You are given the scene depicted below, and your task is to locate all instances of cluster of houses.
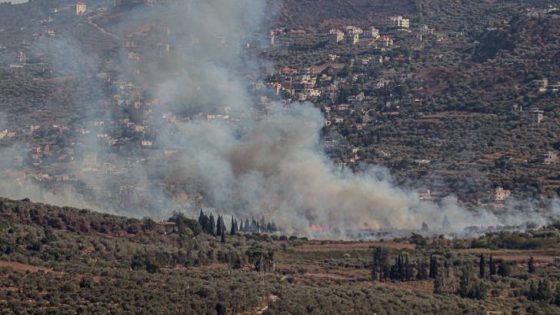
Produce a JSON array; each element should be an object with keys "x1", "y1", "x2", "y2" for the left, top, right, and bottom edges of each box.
[
  {"x1": 329, "y1": 25, "x2": 393, "y2": 47},
  {"x1": 327, "y1": 15, "x2": 411, "y2": 47}
]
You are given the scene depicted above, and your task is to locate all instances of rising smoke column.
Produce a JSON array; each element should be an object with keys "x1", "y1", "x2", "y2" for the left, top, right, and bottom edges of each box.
[
  {"x1": 141, "y1": 0, "x2": 557, "y2": 235},
  {"x1": 0, "y1": 0, "x2": 557, "y2": 237}
]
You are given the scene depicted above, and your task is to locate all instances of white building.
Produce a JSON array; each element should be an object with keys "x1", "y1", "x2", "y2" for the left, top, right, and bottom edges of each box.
[
  {"x1": 329, "y1": 29, "x2": 345, "y2": 43},
  {"x1": 542, "y1": 151, "x2": 558, "y2": 165},
  {"x1": 495, "y1": 187, "x2": 511, "y2": 202},
  {"x1": 379, "y1": 36, "x2": 394, "y2": 47},
  {"x1": 389, "y1": 16, "x2": 410, "y2": 29},
  {"x1": 528, "y1": 107, "x2": 544, "y2": 125},
  {"x1": 369, "y1": 27, "x2": 380, "y2": 39},
  {"x1": 345, "y1": 26, "x2": 363, "y2": 45},
  {"x1": 76, "y1": 1, "x2": 87, "y2": 16}
]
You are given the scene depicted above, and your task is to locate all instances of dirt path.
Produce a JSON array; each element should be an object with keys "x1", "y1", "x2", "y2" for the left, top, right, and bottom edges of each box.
[{"x1": 87, "y1": 16, "x2": 121, "y2": 41}]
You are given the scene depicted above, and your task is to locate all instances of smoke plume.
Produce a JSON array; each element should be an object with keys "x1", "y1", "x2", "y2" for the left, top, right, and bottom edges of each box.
[{"x1": 0, "y1": 0, "x2": 558, "y2": 237}]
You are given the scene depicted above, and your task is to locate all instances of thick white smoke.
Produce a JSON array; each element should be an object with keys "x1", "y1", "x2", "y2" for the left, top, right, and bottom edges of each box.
[
  {"x1": 140, "y1": 0, "x2": 558, "y2": 235},
  {"x1": 0, "y1": 0, "x2": 558, "y2": 237}
]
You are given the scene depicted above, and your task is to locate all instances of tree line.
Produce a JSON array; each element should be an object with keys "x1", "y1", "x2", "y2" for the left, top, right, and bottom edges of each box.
[
  {"x1": 372, "y1": 248, "x2": 560, "y2": 304},
  {"x1": 197, "y1": 210, "x2": 278, "y2": 238}
]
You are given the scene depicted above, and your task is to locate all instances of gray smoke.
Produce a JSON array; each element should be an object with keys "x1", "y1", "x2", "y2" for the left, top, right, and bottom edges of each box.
[{"x1": 0, "y1": 0, "x2": 558, "y2": 237}]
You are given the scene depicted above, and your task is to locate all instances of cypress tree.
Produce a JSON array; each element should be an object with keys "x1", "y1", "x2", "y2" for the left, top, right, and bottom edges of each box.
[
  {"x1": 230, "y1": 217, "x2": 237, "y2": 235},
  {"x1": 216, "y1": 303, "x2": 226, "y2": 315},
  {"x1": 219, "y1": 216, "x2": 226, "y2": 236},
  {"x1": 405, "y1": 255, "x2": 412, "y2": 281},
  {"x1": 528, "y1": 256, "x2": 535, "y2": 274},
  {"x1": 198, "y1": 210, "x2": 208, "y2": 232},
  {"x1": 372, "y1": 247, "x2": 388, "y2": 281},
  {"x1": 417, "y1": 259, "x2": 428, "y2": 280},
  {"x1": 489, "y1": 256, "x2": 496, "y2": 275},
  {"x1": 479, "y1": 255, "x2": 485, "y2": 278},
  {"x1": 209, "y1": 214, "x2": 216, "y2": 235},
  {"x1": 220, "y1": 228, "x2": 226, "y2": 243},
  {"x1": 396, "y1": 255, "x2": 403, "y2": 280},
  {"x1": 198, "y1": 210, "x2": 204, "y2": 226},
  {"x1": 372, "y1": 249, "x2": 379, "y2": 281},
  {"x1": 429, "y1": 255, "x2": 438, "y2": 279},
  {"x1": 216, "y1": 216, "x2": 223, "y2": 237}
]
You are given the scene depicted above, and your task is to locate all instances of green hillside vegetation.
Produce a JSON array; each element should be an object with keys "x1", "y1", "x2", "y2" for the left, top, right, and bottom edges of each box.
[{"x1": 1, "y1": 198, "x2": 560, "y2": 313}]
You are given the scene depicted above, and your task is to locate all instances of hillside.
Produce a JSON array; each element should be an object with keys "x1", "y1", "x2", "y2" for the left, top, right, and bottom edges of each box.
[
  {"x1": 1, "y1": 197, "x2": 560, "y2": 313},
  {"x1": 0, "y1": 0, "x2": 560, "y2": 312},
  {"x1": 277, "y1": 0, "x2": 417, "y2": 28},
  {"x1": 267, "y1": 0, "x2": 560, "y2": 202}
]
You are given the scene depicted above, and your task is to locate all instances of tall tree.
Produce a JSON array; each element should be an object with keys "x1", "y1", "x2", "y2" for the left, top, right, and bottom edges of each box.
[
  {"x1": 208, "y1": 214, "x2": 216, "y2": 236},
  {"x1": 219, "y1": 216, "x2": 226, "y2": 236},
  {"x1": 429, "y1": 255, "x2": 438, "y2": 279},
  {"x1": 417, "y1": 259, "x2": 428, "y2": 280},
  {"x1": 230, "y1": 217, "x2": 237, "y2": 235},
  {"x1": 479, "y1": 255, "x2": 485, "y2": 278},
  {"x1": 489, "y1": 256, "x2": 496, "y2": 276},
  {"x1": 528, "y1": 256, "x2": 535, "y2": 274},
  {"x1": 497, "y1": 261, "x2": 510, "y2": 277},
  {"x1": 198, "y1": 210, "x2": 208, "y2": 232},
  {"x1": 220, "y1": 228, "x2": 226, "y2": 243},
  {"x1": 198, "y1": 210, "x2": 204, "y2": 226},
  {"x1": 216, "y1": 216, "x2": 223, "y2": 237},
  {"x1": 216, "y1": 303, "x2": 226, "y2": 315},
  {"x1": 404, "y1": 255, "x2": 413, "y2": 281},
  {"x1": 372, "y1": 247, "x2": 389, "y2": 281}
]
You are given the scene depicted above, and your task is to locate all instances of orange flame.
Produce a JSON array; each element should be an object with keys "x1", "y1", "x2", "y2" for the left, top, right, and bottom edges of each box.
[{"x1": 310, "y1": 224, "x2": 327, "y2": 233}]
